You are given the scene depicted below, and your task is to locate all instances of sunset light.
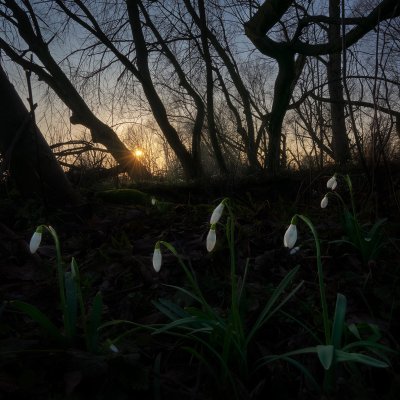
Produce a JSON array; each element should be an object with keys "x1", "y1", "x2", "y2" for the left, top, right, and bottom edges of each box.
[{"x1": 133, "y1": 148, "x2": 144, "y2": 158}]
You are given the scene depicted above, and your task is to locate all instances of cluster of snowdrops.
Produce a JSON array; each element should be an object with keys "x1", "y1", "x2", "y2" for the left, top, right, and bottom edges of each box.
[{"x1": 20, "y1": 172, "x2": 393, "y2": 397}]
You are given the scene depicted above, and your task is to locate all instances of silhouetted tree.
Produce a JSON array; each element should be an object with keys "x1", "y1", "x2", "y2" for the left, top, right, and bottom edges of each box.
[
  {"x1": 0, "y1": 63, "x2": 80, "y2": 206},
  {"x1": 245, "y1": 0, "x2": 400, "y2": 173}
]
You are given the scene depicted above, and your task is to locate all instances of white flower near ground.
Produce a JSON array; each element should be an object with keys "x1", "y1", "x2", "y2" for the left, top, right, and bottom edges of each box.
[
  {"x1": 206, "y1": 225, "x2": 217, "y2": 252},
  {"x1": 283, "y1": 224, "x2": 297, "y2": 249},
  {"x1": 326, "y1": 175, "x2": 337, "y2": 190},
  {"x1": 29, "y1": 229, "x2": 42, "y2": 254},
  {"x1": 109, "y1": 344, "x2": 119, "y2": 353},
  {"x1": 152, "y1": 244, "x2": 162, "y2": 272},
  {"x1": 210, "y1": 202, "x2": 225, "y2": 224},
  {"x1": 290, "y1": 246, "x2": 300, "y2": 255},
  {"x1": 151, "y1": 197, "x2": 157, "y2": 206},
  {"x1": 320, "y1": 195, "x2": 329, "y2": 209}
]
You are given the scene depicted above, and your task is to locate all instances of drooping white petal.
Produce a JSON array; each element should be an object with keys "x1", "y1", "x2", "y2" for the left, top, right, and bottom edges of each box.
[
  {"x1": 326, "y1": 176, "x2": 337, "y2": 190},
  {"x1": 206, "y1": 227, "x2": 217, "y2": 252},
  {"x1": 29, "y1": 231, "x2": 42, "y2": 254},
  {"x1": 109, "y1": 343, "x2": 119, "y2": 353},
  {"x1": 151, "y1": 197, "x2": 157, "y2": 206},
  {"x1": 320, "y1": 195, "x2": 329, "y2": 209},
  {"x1": 152, "y1": 247, "x2": 162, "y2": 272},
  {"x1": 290, "y1": 246, "x2": 300, "y2": 255},
  {"x1": 210, "y1": 202, "x2": 224, "y2": 224},
  {"x1": 283, "y1": 224, "x2": 297, "y2": 249}
]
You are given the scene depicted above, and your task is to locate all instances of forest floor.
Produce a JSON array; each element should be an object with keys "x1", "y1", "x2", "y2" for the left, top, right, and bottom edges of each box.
[{"x1": 0, "y1": 167, "x2": 399, "y2": 400}]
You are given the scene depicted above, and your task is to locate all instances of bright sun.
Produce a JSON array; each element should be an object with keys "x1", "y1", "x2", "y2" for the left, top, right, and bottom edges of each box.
[{"x1": 133, "y1": 148, "x2": 144, "y2": 158}]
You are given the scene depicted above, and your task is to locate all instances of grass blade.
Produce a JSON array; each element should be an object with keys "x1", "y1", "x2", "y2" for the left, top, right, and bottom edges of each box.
[
  {"x1": 10, "y1": 300, "x2": 65, "y2": 344},
  {"x1": 87, "y1": 292, "x2": 103, "y2": 352}
]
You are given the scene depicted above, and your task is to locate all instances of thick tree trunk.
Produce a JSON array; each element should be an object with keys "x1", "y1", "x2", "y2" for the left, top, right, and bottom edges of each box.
[
  {"x1": 266, "y1": 54, "x2": 297, "y2": 174},
  {"x1": 327, "y1": 0, "x2": 350, "y2": 165},
  {"x1": 0, "y1": 64, "x2": 80, "y2": 206},
  {"x1": 2, "y1": 0, "x2": 151, "y2": 182}
]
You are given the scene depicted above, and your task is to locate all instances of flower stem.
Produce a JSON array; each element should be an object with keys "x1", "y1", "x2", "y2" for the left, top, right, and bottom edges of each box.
[{"x1": 297, "y1": 215, "x2": 331, "y2": 344}]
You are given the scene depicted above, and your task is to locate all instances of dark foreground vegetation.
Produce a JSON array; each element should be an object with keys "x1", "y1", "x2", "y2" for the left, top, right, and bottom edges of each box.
[{"x1": 0, "y1": 166, "x2": 399, "y2": 400}]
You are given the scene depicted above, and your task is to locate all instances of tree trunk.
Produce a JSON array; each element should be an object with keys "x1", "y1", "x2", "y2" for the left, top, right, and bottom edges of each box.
[
  {"x1": 267, "y1": 54, "x2": 297, "y2": 174},
  {"x1": 2, "y1": 0, "x2": 151, "y2": 182},
  {"x1": 327, "y1": 0, "x2": 350, "y2": 165},
  {"x1": 0, "y1": 64, "x2": 80, "y2": 207},
  {"x1": 184, "y1": 0, "x2": 261, "y2": 171},
  {"x1": 126, "y1": 0, "x2": 201, "y2": 180},
  {"x1": 198, "y1": 0, "x2": 228, "y2": 175},
  {"x1": 136, "y1": 1, "x2": 205, "y2": 176}
]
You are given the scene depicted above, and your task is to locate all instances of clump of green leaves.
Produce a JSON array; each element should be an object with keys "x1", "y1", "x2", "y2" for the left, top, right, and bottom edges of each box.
[
  {"x1": 266, "y1": 213, "x2": 394, "y2": 395},
  {"x1": 10, "y1": 225, "x2": 103, "y2": 353},
  {"x1": 322, "y1": 173, "x2": 387, "y2": 264},
  {"x1": 104, "y1": 199, "x2": 303, "y2": 397}
]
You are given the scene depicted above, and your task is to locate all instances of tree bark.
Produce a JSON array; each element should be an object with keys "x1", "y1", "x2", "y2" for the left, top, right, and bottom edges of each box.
[
  {"x1": 137, "y1": 1, "x2": 205, "y2": 175},
  {"x1": 245, "y1": 0, "x2": 399, "y2": 173},
  {"x1": 267, "y1": 53, "x2": 305, "y2": 174},
  {"x1": 198, "y1": 0, "x2": 228, "y2": 175},
  {"x1": 327, "y1": 0, "x2": 350, "y2": 165},
  {"x1": 0, "y1": 64, "x2": 80, "y2": 207},
  {"x1": 126, "y1": 0, "x2": 200, "y2": 179},
  {"x1": 184, "y1": 0, "x2": 261, "y2": 171},
  {"x1": 1, "y1": 0, "x2": 151, "y2": 181}
]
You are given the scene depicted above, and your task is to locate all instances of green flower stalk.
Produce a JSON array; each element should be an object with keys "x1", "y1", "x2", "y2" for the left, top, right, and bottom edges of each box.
[
  {"x1": 15, "y1": 226, "x2": 104, "y2": 351},
  {"x1": 320, "y1": 173, "x2": 386, "y2": 264},
  {"x1": 285, "y1": 215, "x2": 330, "y2": 344},
  {"x1": 137, "y1": 200, "x2": 302, "y2": 394},
  {"x1": 28, "y1": 225, "x2": 67, "y2": 326}
]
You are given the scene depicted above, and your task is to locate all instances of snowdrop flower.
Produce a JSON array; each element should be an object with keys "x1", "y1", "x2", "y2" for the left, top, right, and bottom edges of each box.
[
  {"x1": 326, "y1": 175, "x2": 337, "y2": 190},
  {"x1": 210, "y1": 201, "x2": 225, "y2": 224},
  {"x1": 152, "y1": 242, "x2": 162, "y2": 272},
  {"x1": 109, "y1": 343, "x2": 119, "y2": 353},
  {"x1": 320, "y1": 195, "x2": 329, "y2": 209},
  {"x1": 29, "y1": 226, "x2": 43, "y2": 254},
  {"x1": 206, "y1": 224, "x2": 217, "y2": 252},
  {"x1": 284, "y1": 220, "x2": 298, "y2": 249},
  {"x1": 151, "y1": 197, "x2": 157, "y2": 206},
  {"x1": 290, "y1": 246, "x2": 300, "y2": 255}
]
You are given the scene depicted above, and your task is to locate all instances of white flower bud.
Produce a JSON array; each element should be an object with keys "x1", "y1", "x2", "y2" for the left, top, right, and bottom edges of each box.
[
  {"x1": 283, "y1": 224, "x2": 297, "y2": 249},
  {"x1": 29, "y1": 229, "x2": 42, "y2": 254},
  {"x1": 210, "y1": 202, "x2": 225, "y2": 224},
  {"x1": 206, "y1": 226, "x2": 217, "y2": 252},
  {"x1": 109, "y1": 343, "x2": 119, "y2": 353},
  {"x1": 320, "y1": 195, "x2": 329, "y2": 209},
  {"x1": 152, "y1": 245, "x2": 162, "y2": 272},
  {"x1": 327, "y1": 175, "x2": 337, "y2": 190}
]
